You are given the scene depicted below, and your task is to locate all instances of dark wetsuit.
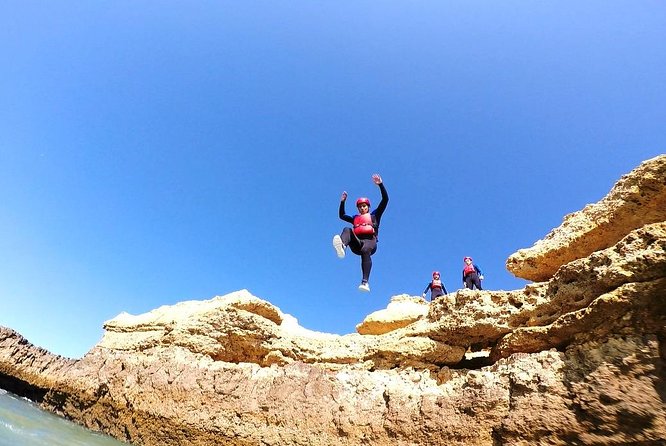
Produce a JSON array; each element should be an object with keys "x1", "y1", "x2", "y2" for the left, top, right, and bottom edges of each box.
[
  {"x1": 463, "y1": 264, "x2": 483, "y2": 290},
  {"x1": 423, "y1": 280, "x2": 448, "y2": 301},
  {"x1": 338, "y1": 183, "x2": 388, "y2": 283}
]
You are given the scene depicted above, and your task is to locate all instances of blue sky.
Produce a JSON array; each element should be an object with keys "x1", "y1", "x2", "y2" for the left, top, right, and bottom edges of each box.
[{"x1": 1, "y1": 2, "x2": 664, "y2": 359}]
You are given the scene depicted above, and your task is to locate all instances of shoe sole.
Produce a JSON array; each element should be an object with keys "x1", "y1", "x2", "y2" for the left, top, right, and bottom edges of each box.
[
  {"x1": 332, "y1": 235, "x2": 345, "y2": 258},
  {"x1": 358, "y1": 285, "x2": 370, "y2": 292}
]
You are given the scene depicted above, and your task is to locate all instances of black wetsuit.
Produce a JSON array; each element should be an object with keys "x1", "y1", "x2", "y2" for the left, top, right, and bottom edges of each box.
[
  {"x1": 463, "y1": 264, "x2": 483, "y2": 290},
  {"x1": 423, "y1": 281, "x2": 448, "y2": 301},
  {"x1": 338, "y1": 183, "x2": 388, "y2": 283}
]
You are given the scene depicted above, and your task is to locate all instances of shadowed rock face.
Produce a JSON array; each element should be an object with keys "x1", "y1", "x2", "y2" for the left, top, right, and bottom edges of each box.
[{"x1": 1, "y1": 157, "x2": 665, "y2": 446}]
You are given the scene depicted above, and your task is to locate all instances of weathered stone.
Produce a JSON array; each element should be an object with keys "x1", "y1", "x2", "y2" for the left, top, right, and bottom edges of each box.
[
  {"x1": 356, "y1": 294, "x2": 429, "y2": 335},
  {"x1": 100, "y1": 289, "x2": 465, "y2": 369},
  {"x1": 0, "y1": 156, "x2": 664, "y2": 445},
  {"x1": 507, "y1": 154, "x2": 666, "y2": 281}
]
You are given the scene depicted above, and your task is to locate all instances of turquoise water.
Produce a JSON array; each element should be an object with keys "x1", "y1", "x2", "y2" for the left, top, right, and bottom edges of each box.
[{"x1": 0, "y1": 388, "x2": 127, "y2": 446}]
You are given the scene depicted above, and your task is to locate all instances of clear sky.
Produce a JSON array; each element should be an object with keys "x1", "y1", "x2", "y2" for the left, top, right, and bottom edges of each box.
[{"x1": 1, "y1": 2, "x2": 664, "y2": 359}]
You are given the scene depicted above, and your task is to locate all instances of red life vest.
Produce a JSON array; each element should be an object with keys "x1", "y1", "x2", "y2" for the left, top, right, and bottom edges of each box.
[
  {"x1": 353, "y1": 213, "x2": 375, "y2": 235},
  {"x1": 463, "y1": 264, "x2": 476, "y2": 275},
  {"x1": 431, "y1": 279, "x2": 443, "y2": 290}
]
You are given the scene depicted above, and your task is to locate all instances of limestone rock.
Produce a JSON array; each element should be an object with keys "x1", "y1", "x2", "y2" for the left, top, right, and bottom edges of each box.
[
  {"x1": 356, "y1": 294, "x2": 429, "y2": 335},
  {"x1": 506, "y1": 154, "x2": 666, "y2": 281},
  {"x1": 0, "y1": 156, "x2": 665, "y2": 446},
  {"x1": 100, "y1": 289, "x2": 465, "y2": 369},
  {"x1": 3, "y1": 326, "x2": 663, "y2": 446}
]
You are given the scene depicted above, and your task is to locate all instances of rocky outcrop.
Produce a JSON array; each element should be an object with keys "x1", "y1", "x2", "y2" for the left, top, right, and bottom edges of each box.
[
  {"x1": 506, "y1": 154, "x2": 666, "y2": 281},
  {"x1": 0, "y1": 329, "x2": 75, "y2": 402},
  {"x1": 0, "y1": 157, "x2": 665, "y2": 445},
  {"x1": 356, "y1": 294, "x2": 429, "y2": 335},
  {"x1": 98, "y1": 290, "x2": 466, "y2": 369}
]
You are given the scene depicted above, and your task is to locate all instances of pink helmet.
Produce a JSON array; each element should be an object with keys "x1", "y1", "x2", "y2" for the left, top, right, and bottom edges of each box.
[
  {"x1": 432, "y1": 271, "x2": 440, "y2": 277},
  {"x1": 464, "y1": 256, "x2": 472, "y2": 261},
  {"x1": 356, "y1": 197, "x2": 371, "y2": 207}
]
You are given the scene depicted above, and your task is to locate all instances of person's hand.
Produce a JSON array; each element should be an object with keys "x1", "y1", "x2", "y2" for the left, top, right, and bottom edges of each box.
[
  {"x1": 341, "y1": 191, "x2": 348, "y2": 201},
  {"x1": 372, "y1": 174, "x2": 382, "y2": 185},
  {"x1": 479, "y1": 275, "x2": 484, "y2": 281}
]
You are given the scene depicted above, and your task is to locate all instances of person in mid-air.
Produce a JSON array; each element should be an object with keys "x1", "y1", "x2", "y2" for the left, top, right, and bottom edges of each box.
[
  {"x1": 332, "y1": 173, "x2": 388, "y2": 292},
  {"x1": 422, "y1": 271, "x2": 448, "y2": 301},
  {"x1": 462, "y1": 256, "x2": 484, "y2": 290}
]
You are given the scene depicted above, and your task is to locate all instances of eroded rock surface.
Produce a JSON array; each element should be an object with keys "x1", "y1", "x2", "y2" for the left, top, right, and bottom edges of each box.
[
  {"x1": 1, "y1": 156, "x2": 664, "y2": 446},
  {"x1": 356, "y1": 294, "x2": 429, "y2": 335},
  {"x1": 506, "y1": 154, "x2": 666, "y2": 282}
]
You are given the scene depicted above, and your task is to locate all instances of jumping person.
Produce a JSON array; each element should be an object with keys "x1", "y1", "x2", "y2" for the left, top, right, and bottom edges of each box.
[
  {"x1": 332, "y1": 173, "x2": 388, "y2": 292},
  {"x1": 422, "y1": 271, "x2": 448, "y2": 301},
  {"x1": 462, "y1": 256, "x2": 484, "y2": 290}
]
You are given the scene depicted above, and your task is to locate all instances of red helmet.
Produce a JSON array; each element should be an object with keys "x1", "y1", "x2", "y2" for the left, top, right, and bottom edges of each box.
[
  {"x1": 432, "y1": 271, "x2": 440, "y2": 278},
  {"x1": 356, "y1": 197, "x2": 371, "y2": 207},
  {"x1": 464, "y1": 256, "x2": 472, "y2": 261}
]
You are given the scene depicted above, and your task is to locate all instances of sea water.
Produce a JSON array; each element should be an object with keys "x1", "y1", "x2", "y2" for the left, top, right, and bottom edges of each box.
[{"x1": 0, "y1": 388, "x2": 128, "y2": 446}]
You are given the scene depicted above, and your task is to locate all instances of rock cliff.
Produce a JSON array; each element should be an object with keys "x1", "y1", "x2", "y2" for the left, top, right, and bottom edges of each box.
[
  {"x1": 506, "y1": 154, "x2": 666, "y2": 282},
  {"x1": 1, "y1": 155, "x2": 664, "y2": 445}
]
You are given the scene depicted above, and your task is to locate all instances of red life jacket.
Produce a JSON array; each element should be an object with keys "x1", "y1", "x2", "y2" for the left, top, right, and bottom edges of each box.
[
  {"x1": 353, "y1": 213, "x2": 375, "y2": 235},
  {"x1": 463, "y1": 264, "x2": 476, "y2": 275},
  {"x1": 431, "y1": 279, "x2": 443, "y2": 290}
]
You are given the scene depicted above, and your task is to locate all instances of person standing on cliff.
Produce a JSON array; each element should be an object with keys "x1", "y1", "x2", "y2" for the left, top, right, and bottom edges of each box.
[
  {"x1": 422, "y1": 271, "x2": 448, "y2": 301},
  {"x1": 462, "y1": 256, "x2": 484, "y2": 290},
  {"x1": 332, "y1": 173, "x2": 388, "y2": 292}
]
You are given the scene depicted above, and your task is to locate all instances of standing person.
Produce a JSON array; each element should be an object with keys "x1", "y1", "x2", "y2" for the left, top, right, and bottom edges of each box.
[
  {"x1": 422, "y1": 271, "x2": 448, "y2": 301},
  {"x1": 462, "y1": 256, "x2": 484, "y2": 290},
  {"x1": 332, "y1": 173, "x2": 388, "y2": 292}
]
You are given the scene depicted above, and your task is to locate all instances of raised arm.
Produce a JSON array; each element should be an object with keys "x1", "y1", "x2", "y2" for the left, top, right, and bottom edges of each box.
[
  {"x1": 339, "y1": 191, "x2": 353, "y2": 223},
  {"x1": 372, "y1": 174, "x2": 388, "y2": 216}
]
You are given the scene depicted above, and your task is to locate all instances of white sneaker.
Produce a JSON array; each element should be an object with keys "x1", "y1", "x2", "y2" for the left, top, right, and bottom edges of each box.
[
  {"x1": 332, "y1": 235, "x2": 345, "y2": 258},
  {"x1": 358, "y1": 282, "x2": 370, "y2": 292}
]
